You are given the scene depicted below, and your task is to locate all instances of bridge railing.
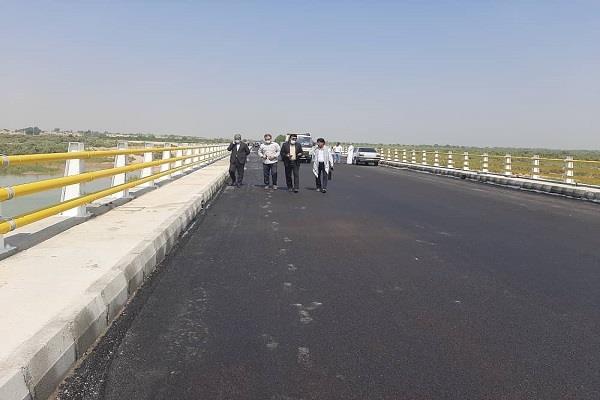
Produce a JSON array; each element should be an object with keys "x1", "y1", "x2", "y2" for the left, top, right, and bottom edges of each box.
[
  {"x1": 0, "y1": 141, "x2": 228, "y2": 251},
  {"x1": 377, "y1": 148, "x2": 600, "y2": 187}
]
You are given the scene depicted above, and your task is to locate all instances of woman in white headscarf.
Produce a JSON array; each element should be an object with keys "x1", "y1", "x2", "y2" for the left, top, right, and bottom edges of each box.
[
  {"x1": 309, "y1": 138, "x2": 334, "y2": 193},
  {"x1": 346, "y1": 145, "x2": 354, "y2": 164}
]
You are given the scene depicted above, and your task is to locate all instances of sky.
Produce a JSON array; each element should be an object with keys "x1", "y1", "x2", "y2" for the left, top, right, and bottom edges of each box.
[{"x1": 0, "y1": 1, "x2": 599, "y2": 149}]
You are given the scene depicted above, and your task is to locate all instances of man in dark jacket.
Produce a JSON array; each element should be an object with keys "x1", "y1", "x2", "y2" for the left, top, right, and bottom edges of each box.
[
  {"x1": 280, "y1": 134, "x2": 304, "y2": 192},
  {"x1": 227, "y1": 133, "x2": 251, "y2": 187}
]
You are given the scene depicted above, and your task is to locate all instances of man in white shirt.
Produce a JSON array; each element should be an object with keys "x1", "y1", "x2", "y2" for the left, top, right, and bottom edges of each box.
[
  {"x1": 310, "y1": 138, "x2": 334, "y2": 193},
  {"x1": 258, "y1": 133, "x2": 281, "y2": 190},
  {"x1": 333, "y1": 143, "x2": 343, "y2": 163}
]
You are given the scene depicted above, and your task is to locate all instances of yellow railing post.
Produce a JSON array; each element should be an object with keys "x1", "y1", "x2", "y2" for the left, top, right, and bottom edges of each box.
[
  {"x1": 434, "y1": 150, "x2": 440, "y2": 167},
  {"x1": 402, "y1": 149, "x2": 407, "y2": 163},
  {"x1": 463, "y1": 152, "x2": 470, "y2": 171},
  {"x1": 422, "y1": 150, "x2": 427, "y2": 165},
  {"x1": 447, "y1": 151, "x2": 454, "y2": 169},
  {"x1": 60, "y1": 142, "x2": 86, "y2": 217}
]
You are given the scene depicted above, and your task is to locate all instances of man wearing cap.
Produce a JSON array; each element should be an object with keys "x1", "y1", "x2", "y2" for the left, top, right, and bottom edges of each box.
[
  {"x1": 227, "y1": 133, "x2": 250, "y2": 187},
  {"x1": 280, "y1": 134, "x2": 304, "y2": 193}
]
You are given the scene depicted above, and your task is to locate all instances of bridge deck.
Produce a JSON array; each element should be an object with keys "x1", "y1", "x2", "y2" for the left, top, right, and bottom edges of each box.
[{"x1": 59, "y1": 154, "x2": 600, "y2": 399}]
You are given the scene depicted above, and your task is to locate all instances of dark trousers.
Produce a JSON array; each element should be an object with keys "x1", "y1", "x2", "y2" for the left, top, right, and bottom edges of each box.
[
  {"x1": 229, "y1": 160, "x2": 244, "y2": 184},
  {"x1": 316, "y1": 162, "x2": 328, "y2": 189},
  {"x1": 263, "y1": 163, "x2": 278, "y2": 185},
  {"x1": 284, "y1": 161, "x2": 300, "y2": 189}
]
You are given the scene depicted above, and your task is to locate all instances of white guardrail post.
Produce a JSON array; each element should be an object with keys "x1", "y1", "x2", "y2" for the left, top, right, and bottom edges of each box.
[
  {"x1": 386, "y1": 148, "x2": 391, "y2": 161},
  {"x1": 394, "y1": 148, "x2": 399, "y2": 162},
  {"x1": 157, "y1": 143, "x2": 172, "y2": 182},
  {"x1": 504, "y1": 154, "x2": 512, "y2": 176},
  {"x1": 402, "y1": 149, "x2": 407, "y2": 163},
  {"x1": 201, "y1": 145, "x2": 208, "y2": 165},
  {"x1": 422, "y1": 150, "x2": 427, "y2": 165},
  {"x1": 184, "y1": 143, "x2": 193, "y2": 172},
  {"x1": 140, "y1": 142, "x2": 155, "y2": 188},
  {"x1": 463, "y1": 152, "x2": 470, "y2": 171},
  {"x1": 411, "y1": 149, "x2": 416, "y2": 164},
  {"x1": 111, "y1": 141, "x2": 129, "y2": 199},
  {"x1": 532, "y1": 155, "x2": 540, "y2": 179},
  {"x1": 565, "y1": 156, "x2": 575, "y2": 184},
  {"x1": 192, "y1": 146, "x2": 200, "y2": 164},
  {"x1": 173, "y1": 144, "x2": 184, "y2": 176},
  {"x1": 482, "y1": 153, "x2": 489, "y2": 173},
  {"x1": 60, "y1": 142, "x2": 86, "y2": 217},
  {"x1": 434, "y1": 150, "x2": 440, "y2": 167},
  {"x1": 447, "y1": 151, "x2": 454, "y2": 168}
]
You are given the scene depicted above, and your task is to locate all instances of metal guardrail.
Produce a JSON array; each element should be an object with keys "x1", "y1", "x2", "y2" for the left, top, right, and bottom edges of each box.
[
  {"x1": 376, "y1": 148, "x2": 600, "y2": 187},
  {"x1": 0, "y1": 141, "x2": 228, "y2": 251}
]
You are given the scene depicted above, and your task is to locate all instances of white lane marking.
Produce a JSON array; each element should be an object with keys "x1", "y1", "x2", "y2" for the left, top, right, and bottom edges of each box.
[
  {"x1": 297, "y1": 347, "x2": 311, "y2": 367},
  {"x1": 261, "y1": 334, "x2": 279, "y2": 350}
]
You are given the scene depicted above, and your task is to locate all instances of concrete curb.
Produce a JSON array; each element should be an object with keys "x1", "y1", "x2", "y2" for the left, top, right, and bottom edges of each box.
[
  {"x1": 381, "y1": 160, "x2": 600, "y2": 203},
  {"x1": 0, "y1": 163, "x2": 228, "y2": 400}
]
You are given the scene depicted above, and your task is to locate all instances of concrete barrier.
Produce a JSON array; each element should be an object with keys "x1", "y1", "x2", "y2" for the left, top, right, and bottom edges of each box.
[
  {"x1": 0, "y1": 159, "x2": 229, "y2": 400},
  {"x1": 381, "y1": 160, "x2": 600, "y2": 203}
]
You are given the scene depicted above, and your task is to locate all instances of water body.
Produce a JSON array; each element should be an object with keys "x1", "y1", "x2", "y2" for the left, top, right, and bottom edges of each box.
[{"x1": 0, "y1": 172, "x2": 139, "y2": 217}]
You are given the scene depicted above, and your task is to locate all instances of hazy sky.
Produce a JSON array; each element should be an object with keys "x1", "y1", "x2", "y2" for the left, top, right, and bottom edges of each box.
[{"x1": 1, "y1": 1, "x2": 599, "y2": 149}]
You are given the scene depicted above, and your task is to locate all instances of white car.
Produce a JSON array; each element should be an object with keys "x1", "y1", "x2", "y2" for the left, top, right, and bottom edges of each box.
[{"x1": 353, "y1": 147, "x2": 381, "y2": 166}]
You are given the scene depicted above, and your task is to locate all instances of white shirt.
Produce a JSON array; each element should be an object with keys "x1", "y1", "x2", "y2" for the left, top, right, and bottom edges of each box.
[
  {"x1": 334, "y1": 145, "x2": 342, "y2": 153},
  {"x1": 258, "y1": 142, "x2": 281, "y2": 164},
  {"x1": 317, "y1": 148, "x2": 326, "y2": 162},
  {"x1": 236, "y1": 143, "x2": 240, "y2": 151}
]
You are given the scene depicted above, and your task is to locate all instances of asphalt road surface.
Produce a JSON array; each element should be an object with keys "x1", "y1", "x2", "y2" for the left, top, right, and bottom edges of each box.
[{"x1": 58, "y1": 154, "x2": 600, "y2": 400}]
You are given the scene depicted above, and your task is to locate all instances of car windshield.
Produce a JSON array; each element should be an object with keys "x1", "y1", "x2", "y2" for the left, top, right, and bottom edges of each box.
[
  {"x1": 298, "y1": 136, "x2": 312, "y2": 146},
  {"x1": 359, "y1": 147, "x2": 377, "y2": 152}
]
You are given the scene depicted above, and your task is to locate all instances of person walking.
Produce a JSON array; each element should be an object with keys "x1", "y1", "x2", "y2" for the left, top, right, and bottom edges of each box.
[
  {"x1": 280, "y1": 134, "x2": 303, "y2": 193},
  {"x1": 346, "y1": 144, "x2": 354, "y2": 164},
  {"x1": 310, "y1": 138, "x2": 334, "y2": 193},
  {"x1": 258, "y1": 133, "x2": 280, "y2": 190},
  {"x1": 227, "y1": 133, "x2": 250, "y2": 187},
  {"x1": 333, "y1": 142, "x2": 343, "y2": 163}
]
